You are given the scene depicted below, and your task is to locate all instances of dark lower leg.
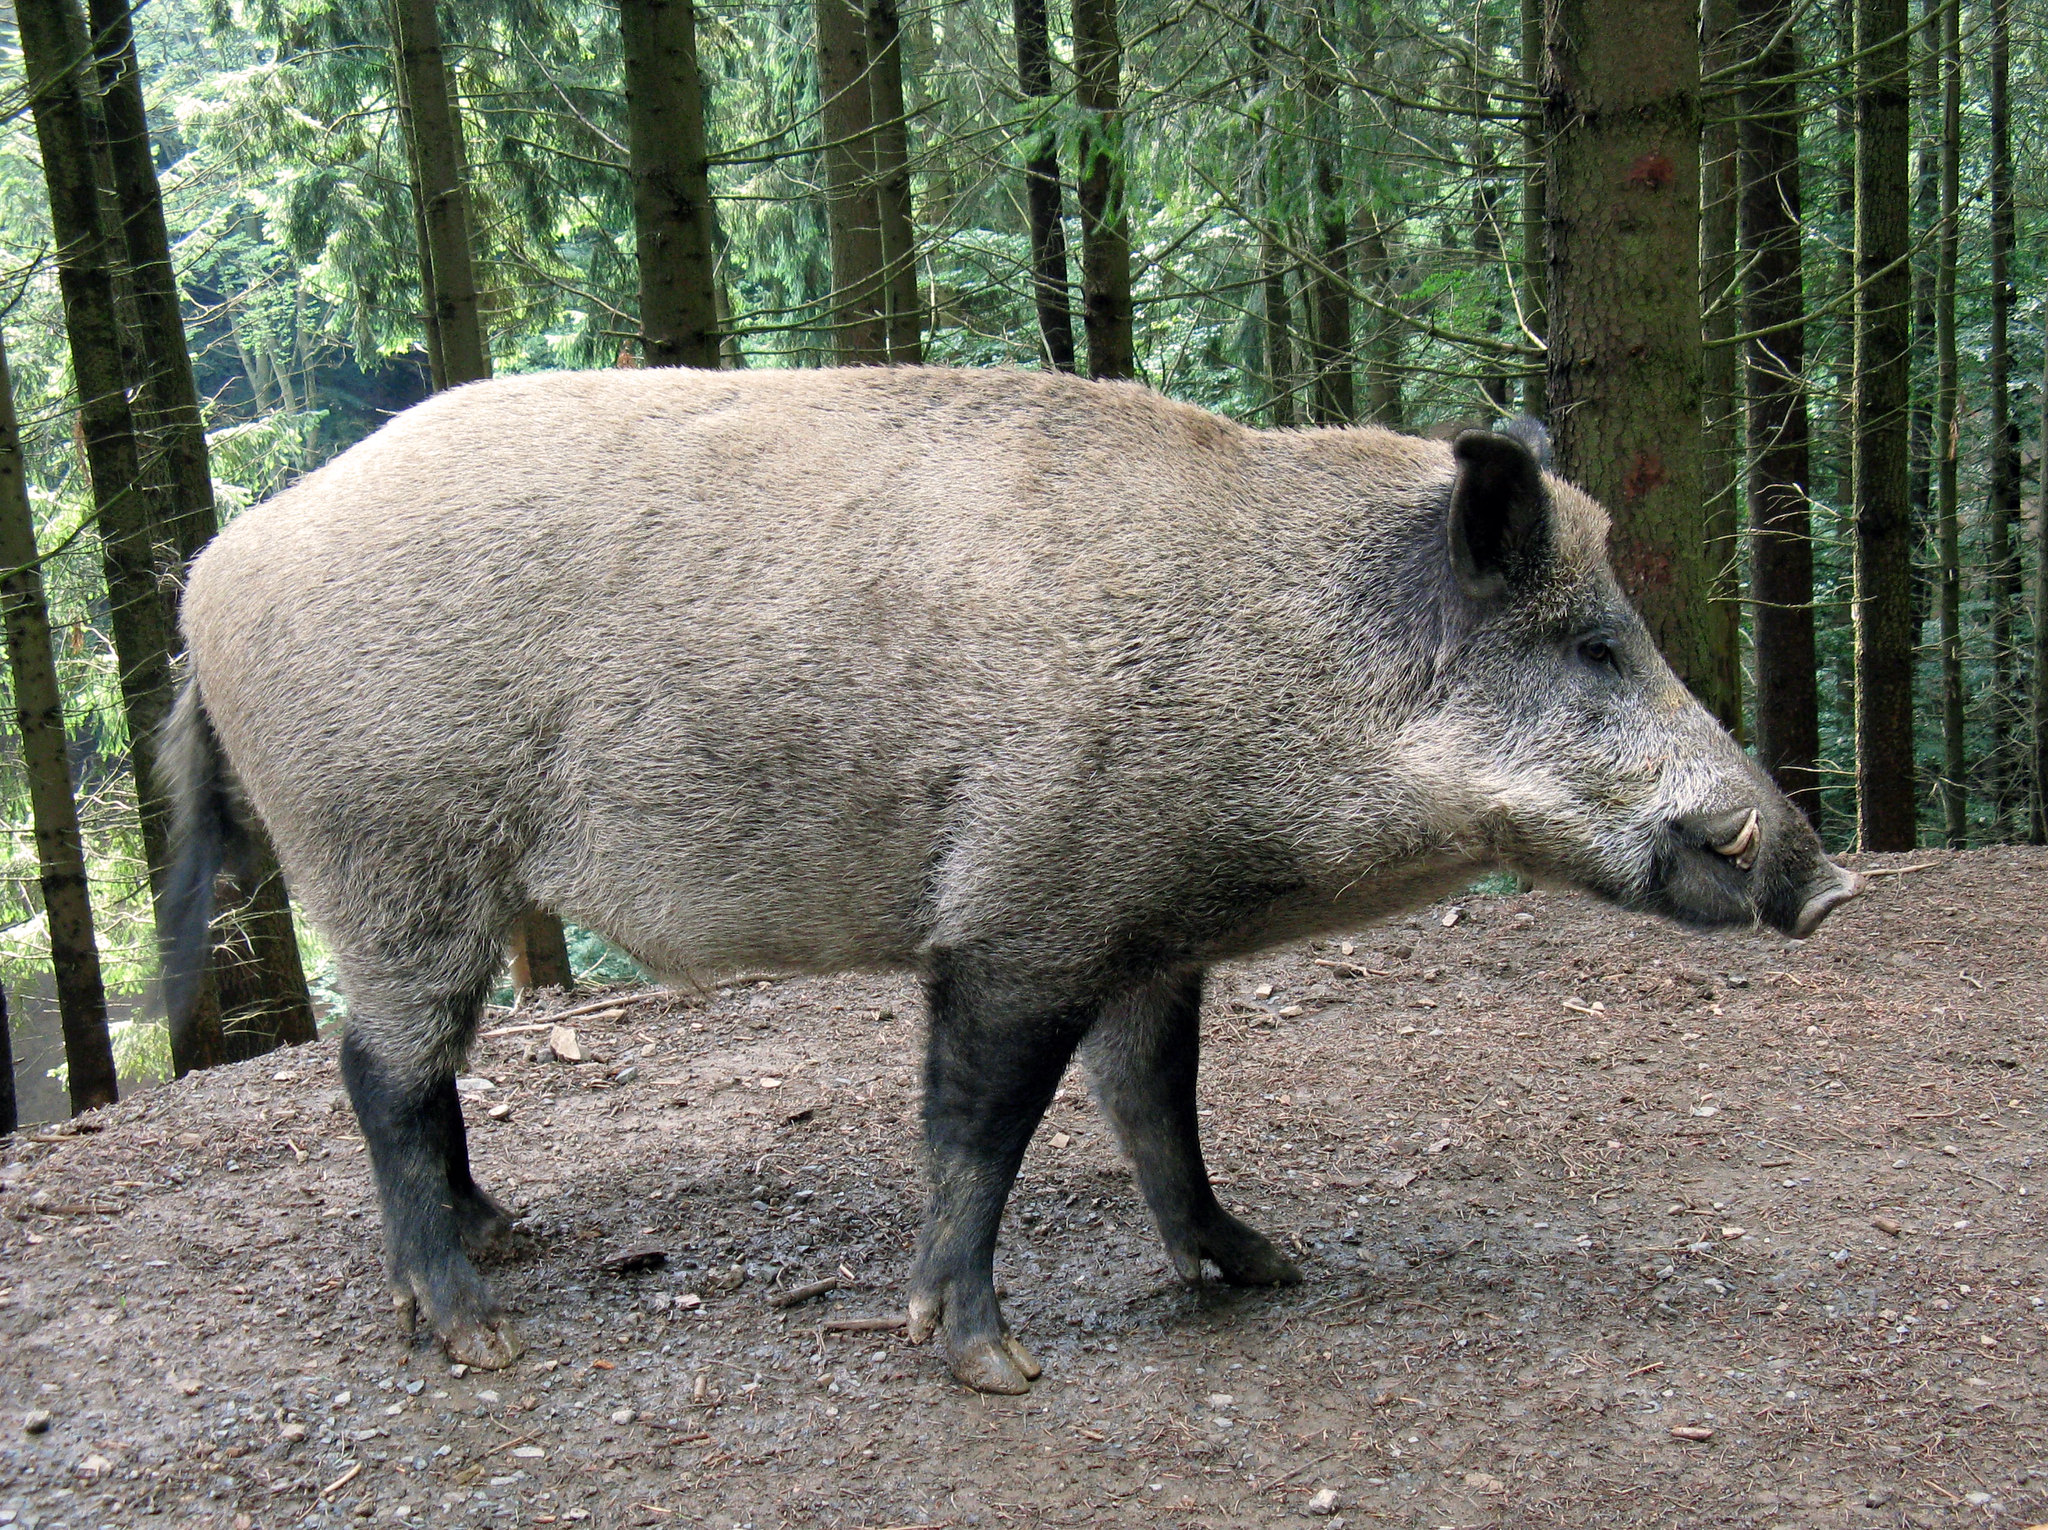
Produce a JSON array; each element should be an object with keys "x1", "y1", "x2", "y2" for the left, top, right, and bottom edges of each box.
[
  {"x1": 340, "y1": 1023, "x2": 520, "y2": 1368},
  {"x1": 909, "y1": 954, "x2": 1093, "y2": 1393},
  {"x1": 1082, "y1": 968, "x2": 1299, "y2": 1286},
  {"x1": 426, "y1": 1076, "x2": 514, "y2": 1253}
]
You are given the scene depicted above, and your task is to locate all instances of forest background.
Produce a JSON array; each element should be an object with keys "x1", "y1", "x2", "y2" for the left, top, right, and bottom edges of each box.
[{"x1": 0, "y1": 0, "x2": 2041, "y2": 1124}]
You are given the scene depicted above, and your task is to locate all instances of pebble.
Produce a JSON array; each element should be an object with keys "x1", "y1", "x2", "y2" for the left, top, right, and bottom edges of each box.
[
  {"x1": 279, "y1": 1422, "x2": 309, "y2": 1442},
  {"x1": 487, "y1": 1102, "x2": 513, "y2": 1121},
  {"x1": 22, "y1": 1409, "x2": 52, "y2": 1435},
  {"x1": 1463, "y1": 1470, "x2": 1506, "y2": 1493},
  {"x1": 1670, "y1": 1425, "x2": 1715, "y2": 1441},
  {"x1": 610, "y1": 1407, "x2": 636, "y2": 1425},
  {"x1": 1305, "y1": 1486, "x2": 1343, "y2": 1516},
  {"x1": 1872, "y1": 1215, "x2": 1902, "y2": 1236}
]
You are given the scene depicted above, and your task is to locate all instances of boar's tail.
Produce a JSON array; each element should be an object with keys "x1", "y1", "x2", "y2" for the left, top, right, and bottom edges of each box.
[{"x1": 158, "y1": 678, "x2": 253, "y2": 1042}]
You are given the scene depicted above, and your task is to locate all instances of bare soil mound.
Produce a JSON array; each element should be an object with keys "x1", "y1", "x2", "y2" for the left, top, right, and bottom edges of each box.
[{"x1": 1, "y1": 848, "x2": 2043, "y2": 1529}]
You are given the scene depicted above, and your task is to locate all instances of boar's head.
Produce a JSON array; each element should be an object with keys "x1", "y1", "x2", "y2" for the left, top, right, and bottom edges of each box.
[{"x1": 1432, "y1": 428, "x2": 1861, "y2": 940}]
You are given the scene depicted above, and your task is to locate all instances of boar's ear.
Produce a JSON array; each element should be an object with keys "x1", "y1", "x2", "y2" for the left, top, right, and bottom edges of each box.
[{"x1": 1447, "y1": 428, "x2": 1550, "y2": 600}]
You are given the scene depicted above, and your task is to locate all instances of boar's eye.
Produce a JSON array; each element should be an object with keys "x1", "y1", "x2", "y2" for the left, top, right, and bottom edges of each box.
[{"x1": 1575, "y1": 635, "x2": 1621, "y2": 675}]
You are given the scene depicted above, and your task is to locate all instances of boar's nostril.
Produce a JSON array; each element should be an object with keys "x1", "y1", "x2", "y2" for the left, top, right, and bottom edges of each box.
[{"x1": 1792, "y1": 866, "x2": 1863, "y2": 938}]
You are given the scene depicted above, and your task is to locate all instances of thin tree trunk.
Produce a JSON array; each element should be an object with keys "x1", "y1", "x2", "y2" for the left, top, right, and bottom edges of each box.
[
  {"x1": 1470, "y1": 14, "x2": 1509, "y2": 416},
  {"x1": 1302, "y1": 0, "x2": 1351, "y2": 424},
  {"x1": 2032, "y1": 302, "x2": 2048, "y2": 843},
  {"x1": 1358, "y1": 212, "x2": 1403, "y2": 428},
  {"x1": 18, "y1": 0, "x2": 181, "y2": 938},
  {"x1": 815, "y1": 0, "x2": 887, "y2": 363},
  {"x1": 1908, "y1": 1, "x2": 1938, "y2": 644},
  {"x1": 1935, "y1": 0, "x2": 1965, "y2": 844},
  {"x1": 1519, "y1": 0, "x2": 1547, "y2": 418},
  {"x1": 0, "y1": 331, "x2": 117, "y2": 1115},
  {"x1": 1072, "y1": 0, "x2": 1134, "y2": 380},
  {"x1": 1739, "y1": 0, "x2": 1820, "y2": 819},
  {"x1": 621, "y1": 0, "x2": 722, "y2": 369},
  {"x1": 1015, "y1": 0, "x2": 1075, "y2": 373},
  {"x1": 392, "y1": 0, "x2": 571, "y2": 987},
  {"x1": 1982, "y1": 0, "x2": 2018, "y2": 837},
  {"x1": 866, "y1": 0, "x2": 920, "y2": 362},
  {"x1": 391, "y1": 0, "x2": 489, "y2": 386},
  {"x1": 89, "y1": 0, "x2": 316, "y2": 1068},
  {"x1": 1851, "y1": 0, "x2": 1916, "y2": 850},
  {"x1": 0, "y1": 987, "x2": 15, "y2": 1137},
  {"x1": 1543, "y1": 0, "x2": 1723, "y2": 720},
  {"x1": 1699, "y1": 0, "x2": 1743, "y2": 737}
]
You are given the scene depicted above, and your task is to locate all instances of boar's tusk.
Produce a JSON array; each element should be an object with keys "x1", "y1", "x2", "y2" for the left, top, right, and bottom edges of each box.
[{"x1": 1713, "y1": 809, "x2": 1759, "y2": 870}]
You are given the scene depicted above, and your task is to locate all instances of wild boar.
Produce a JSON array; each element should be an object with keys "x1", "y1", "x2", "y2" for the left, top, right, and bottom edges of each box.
[{"x1": 164, "y1": 366, "x2": 1862, "y2": 1393}]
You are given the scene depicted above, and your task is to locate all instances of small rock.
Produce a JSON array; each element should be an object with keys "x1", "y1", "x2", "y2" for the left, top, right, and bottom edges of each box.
[
  {"x1": 612, "y1": 1065, "x2": 639, "y2": 1084},
  {"x1": 1719, "y1": 1226, "x2": 1746, "y2": 1240},
  {"x1": 454, "y1": 1076, "x2": 496, "y2": 1096},
  {"x1": 1253, "y1": 983, "x2": 1275, "y2": 1000},
  {"x1": 486, "y1": 1102, "x2": 513, "y2": 1121},
  {"x1": 1205, "y1": 1393, "x2": 1233, "y2": 1409},
  {"x1": 76, "y1": 1453, "x2": 113, "y2": 1479},
  {"x1": 1339, "y1": 941, "x2": 1356, "y2": 956},
  {"x1": 1050, "y1": 1132, "x2": 1072, "y2": 1150},
  {"x1": 549, "y1": 1026, "x2": 583, "y2": 1063},
  {"x1": 1872, "y1": 1215, "x2": 1902, "y2": 1236},
  {"x1": 1862, "y1": 1486, "x2": 1896, "y2": 1508},
  {"x1": 1440, "y1": 906, "x2": 1462, "y2": 927},
  {"x1": 1670, "y1": 1425, "x2": 1715, "y2": 1441},
  {"x1": 279, "y1": 1422, "x2": 308, "y2": 1443},
  {"x1": 1463, "y1": 1470, "x2": 1506, "y2": 1493},
  {"x1": 609, "y1": 1407, "x2": 636, "y2": 1425},
  {"x1": 1305, "y1": 1487, "x2": 1343, "y2": 1516},
  {"x1": 22, "y1": 1409, "x2": 52, "y2": 1435}
]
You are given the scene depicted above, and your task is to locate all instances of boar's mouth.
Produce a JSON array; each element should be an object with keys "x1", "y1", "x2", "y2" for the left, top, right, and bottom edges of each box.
[{"x1": 1634, "y1": 806, "x2": 1863, "y2": 939}]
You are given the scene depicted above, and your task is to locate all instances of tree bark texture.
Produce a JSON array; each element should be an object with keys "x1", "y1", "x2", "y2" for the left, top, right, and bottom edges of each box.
[
  {"x1": 621, "y1": 0, "x2": 722, "y2": 369},
  {"x1": 1737, "y1": 0, "x2": 1820, "y2": 820},
  {"x1": 1982, "y1": 0, "x2": 2018, "y2": 835},
  {"x1": 815, "y1": 0, "x2": 888, "y2": 363},
  {"x1": 1542, "y1": 0, "x2": 1724, "y2": 720},
  {"x1": 1699, "y1": 0, "x2": 1743, "y2": 738},
  {"x1": 392, "y1": 0, "x2": 489, "y2": 385},
  {"x1": 0, "y1": 332, "x2": 117, "y2": 1115},
  {"x1": 1935, "y1": 0, "x2": 1965, "y2": 844},
  {"x1": 509, "y1": 912, "x2": 574, "y2": 992},
  {"x1": 2032, "y1": 302, "x2": 2048, "y2": 843},
  {"x1": 865, "y1": 0, "x2": 920, "y2": 362},
  {"x1": 1851, "y1": 0, "x2": 1916, "y2": 850},
  {"x1": 0, "y1": 987, "x2": 15, "y2": 1137},
  {"x1": 1015, "y1": 0, "x2": 1075, "y2": 372},
  {"x1": 1073, "y1": 0, "x2": 1134, "y2": 380},
  {"x1": 18, "y1": 0, "x2": 180, "y2": 920},
  {"x1": 89, "y1": 0, "x2": 315, "y2": 1069},
  {"x1": 1303, "y1": 0, "x2": 1352, "y2": 424},
  {"x1": 1519, "y1": 0, "x2": 1547, "y2": 418},
  {"x1": 1358, "y1": 212, "x2": 1404, "y2": 429}
]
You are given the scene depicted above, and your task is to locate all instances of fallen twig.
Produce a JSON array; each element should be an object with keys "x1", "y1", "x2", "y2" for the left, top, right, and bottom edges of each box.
[
  {"x1": 820, "y1": 1315, "x2": 907, "y2": 1333},
  {"x1": 1859, "y1": 862, "x2": 1938, "y2": 879},
  {"x1": 320, "y1": 1462, "x2": 362, "y2": 1497},
  {"x1": 768, "y1": 1277, "x2": 839, "y2": 1309}
]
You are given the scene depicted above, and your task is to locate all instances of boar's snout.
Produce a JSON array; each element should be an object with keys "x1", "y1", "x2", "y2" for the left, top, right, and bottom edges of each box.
[{"x1": 1660, "y1": 792, "x2": 1861, "y2": 939}]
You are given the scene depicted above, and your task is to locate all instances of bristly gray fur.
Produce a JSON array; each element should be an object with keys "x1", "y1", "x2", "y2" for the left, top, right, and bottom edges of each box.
[{"x1": 168, "y1": 364, "x2": 1857, "y2": 1387}]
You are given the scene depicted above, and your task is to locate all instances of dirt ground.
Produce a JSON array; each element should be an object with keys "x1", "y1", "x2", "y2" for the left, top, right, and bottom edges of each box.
[{"x1": 0, "y1": 847, "x2": 2043, "y2": 1530}]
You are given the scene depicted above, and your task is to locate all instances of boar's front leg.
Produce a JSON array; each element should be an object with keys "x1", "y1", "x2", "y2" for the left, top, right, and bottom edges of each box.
[
  {"x1": 1082, "y1": 968, "x2": 1302, "y2": 1287},
  {"x1": 907, "y1": 951, "x2": 1094, "y2": 1394},
  {"x1": 338, "y1": 950, "x2": 521, "y2": 1370}
]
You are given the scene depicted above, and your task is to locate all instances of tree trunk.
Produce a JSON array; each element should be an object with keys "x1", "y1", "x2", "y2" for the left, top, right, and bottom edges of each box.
[
  {"x1": 1543, "y1": 0, "x2": 1723, "y2": 719},
  {"x1": 2032, "y1": 301, "x2": 2048, "y2": 843},
  {"x1": 1519, "y1": 0, "x2": 1547, "y2": 418},
  {"x1": 393, "y1": 0, "x2": 571, "y2": 985},
  {"x1": 1851, "y1": 0, "x2": 1916, "y2": 850},
  {"x1": 1358, "y1": 212, "x2": 1404, "y2": 428},
  {"x1": 1072, "y1": 0, "x2": 1134, "y2": 380},
  {"x1": 1982, "y1": 0, "x2": 2018, "y2": 837},
  {"x1": 0, "y1": 332, "x2": 117, "y2": 1115},
  {"x1": 815, "y1": 0, "x2": 888, "y2": 363},
  {"x1": 1699, "y1": 0, "x2": 1743, "y2": 738},
  {"x1": 1470, "y1": 14, "x2": 1509, "y2": 416},
  {"x1": 1738, "y1": 0, "x2": 1819, "y2": 819},
  {"x1": 0, "y1": 987, "x2": 15, "y2": 1137},
  {"x1": 90, "y1": 0, "x2": 315, "y2": 1069},
  {"x1": 620, "y1": 0, "x2": 721, "y2": 369},
  {"x1": 1935, "y1": 0, "x2": 1965, "y2": 845},
  {"x1": 392, "y1": 0, "x2": 489, "y2": 385},
  {"x1": 18, "y1": 0, "x2": 181, "y2": 934},
  {"x1": 1015, "y1": 0, "x2": 1075, "y2": 373},
  {"x1": 1302, "y1": 0, "x2": 1351, "y2": 424},
  {"x1": 866, "y1": 0, "x2": 920, "y2": 362}
]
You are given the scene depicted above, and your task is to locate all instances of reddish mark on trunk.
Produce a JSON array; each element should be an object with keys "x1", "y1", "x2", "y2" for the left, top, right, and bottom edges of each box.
[
  {"x1": 1621, "y1": 449, "x2": 1668, "y2": 504},
  {"x1": 1628, "y1": 152, "x2": 1675, "y2": 190},
  {"x1": 1615, "y1": 542, "x2": 1676, "y2": 597}
]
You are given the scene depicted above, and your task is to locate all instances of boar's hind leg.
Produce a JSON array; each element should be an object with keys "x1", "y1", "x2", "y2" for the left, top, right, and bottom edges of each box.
[
  {"x1": 907, "y1": 953, "x2": 1094, "y2": 1394},
  {"x1": 1082, "y1": 969, "x2": 1301, "y2": 1287},
  {"x1": 338, "y1": 947, "x2": 520, "y2": 1371}
]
